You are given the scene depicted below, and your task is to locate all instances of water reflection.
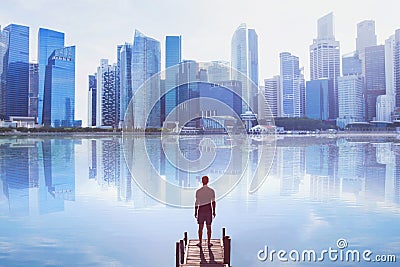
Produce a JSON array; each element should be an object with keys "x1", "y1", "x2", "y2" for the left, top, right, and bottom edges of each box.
[{"x1": 1, "y1": 135, "x2": 400, "y2": 216}]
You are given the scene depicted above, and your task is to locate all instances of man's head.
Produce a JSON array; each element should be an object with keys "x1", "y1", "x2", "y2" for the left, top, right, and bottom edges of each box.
[{"x1": 201, "y1": 175, "x2": 209, "y2": 185}]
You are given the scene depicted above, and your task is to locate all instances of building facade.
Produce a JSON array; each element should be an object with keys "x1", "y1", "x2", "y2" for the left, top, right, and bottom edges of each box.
[
  {"x1": 131, "y1": 30, "x2": 161, "y2": 129},
  {"x1": 364, "y1": 45, "x2": 386, "y2": 121},
  {"x1": 342, "y1": 52, "x2": 362, "y2": 76},
  {"x1": 43, "y1": 46, "x2": 75, "y2": 127},
  {"x1": 0, "y1": 27, "x2": 9, "y2": 120},
  {"x1": 264, "y1": 76, "x2": 280, "y2": 117},
  {"x1": 88, "y1": 74, "x2": 97, "y2": 127},
  {"x1": 38, "y1": 28, "x2": 65, "y2": 124},
  {"x1": 306, "y1": 79, "x2": 331, "y2": 120},
  {"x1": 231, "y1": 23, "x2": 259, "y2": 113},
  {"x1": 309, "y1": 13, "x2": 340, "y2": 120},
  {"x1": 119, "y1": 43, "x2": 132, "y2": 124},
  {"x1": 337, "y1": 75, "x2": 364, "y2": 128},
  {"x1": 3, "y1": 24, "x2": 30, "y2": 120},
  {"x1": 280, "y1": 52, "x2": 305, "y2": 118},
  {"x1": 28, "y1": 63, "x2": 39, "y2": 121}
]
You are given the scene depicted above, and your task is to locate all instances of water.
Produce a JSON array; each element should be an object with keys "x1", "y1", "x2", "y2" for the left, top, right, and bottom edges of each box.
[{"x1": 0, "y1": 135, "x2": 399, "y2": 266}]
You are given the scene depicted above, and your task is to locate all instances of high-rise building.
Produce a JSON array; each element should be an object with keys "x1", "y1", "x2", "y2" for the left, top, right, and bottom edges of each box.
[
  {"x1": 264, "y1": 76, "x2": 280, "y2": 117},
  {"x1": 43, "y1": 46, "x2": 75, "y2": 127},
  {"x1": 342, "y1": 52, "x2": 362, "y2": 76},
  {"x1": 337, "y1": 75, "x2": 364, "y2": 128},
  {"x1": 280, "y1": 52, "x2": 305, "y2": 117},
  {"x1": 88, "y1": 74, "x2": 97, "y2": 127},
  {"x1": 394, "y1": 30, "x2": 400, "y2": 109},
  {"x1": 0, "y1": 27, "x2": 9, "y2": 120},
  {"x1": 356, "y1": 20, "x2": 377, "y2": 54},
  {"x1": 364, "y1": 45, "x2": 386, "y2": 121},
  {"x1": 306, "y1": 79, "x2": 331, "y2": 120},
  {"x1": 3, "y1": 24, "x2": 30, "y2": 120},
  {"x1": 28, "y1": 63, "x2": 39, "y2": 121},
  {"x1": 96, "y1": 59, "x2": 118, "y2": 127},
  {"x1": 231, "y1": 23, "x2": 259, "y2": 113},
  {"x1": 164, "y1": 35, "x2": 182, "y2": 122},
  {"x1": 310, "y1": 13, "x2": 340, "y2": 120},
  {"x1": 38, "y1": 28, "x2": 65, "y2": 124},
  {"x1": 204, "y1": 61, "x2": 230, "y2": 83},
  {"x1": 131, "y1": 30, "x2": 161, "y2": 129},
  {"x1": 119, "y1": 43, "x2": 132, "y2": 124}
]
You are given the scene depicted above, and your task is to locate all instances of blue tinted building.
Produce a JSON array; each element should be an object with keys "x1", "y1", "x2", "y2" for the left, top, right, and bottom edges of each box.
[
  {"x1": 119, "y1": 43, "x2": 132, "y2": 123},
  {"x1": 164, "y1": 35, "x2": 182, "y2": 122},
  {"x1": 88, "y1": 74, "x2": 97, "y2": 127},
  {"x1": 0, "y1": 27, "x2": 9, "y2": 120},
  {"x1": 43, "y1": 46, "x2": 75, "y2": 127},
  {"x1": 4, "y1": 24, "x2": 29, "y2": 120},
  {"x1": 306, "y1": 79, "x2": 331, "y2": 120},
  {"x1": 280, "y1": 52, "x2": 305, "y2": 117},
  {"x1": 38, "y1": 28, "x2": 65, "y2": 124},
  {"x1": 342, "y1": 52, "x2": 362, "y2": 76},
  {"x1": 131, "y1": 30, "x2": 160, "y2": 128}
]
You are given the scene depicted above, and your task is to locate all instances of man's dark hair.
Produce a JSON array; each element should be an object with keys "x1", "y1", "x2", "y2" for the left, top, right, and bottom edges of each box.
[{"x1": 202, "y1": 175, "x2": 209, "y2": 185}]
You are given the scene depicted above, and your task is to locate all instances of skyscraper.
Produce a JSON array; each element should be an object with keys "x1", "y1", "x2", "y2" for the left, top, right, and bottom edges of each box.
[
  {"x1": 356, "y1": 20, "x2": 377, "y2": 54},
  {"x1": 164, "y1": 35, "x2": 182, "y2": 122},
  {"x1": 96, "y1": 59, "x2": 118, "y2": 127},
  {"x1": 119, "y1": 43, "x2": 132, "y2": 124},
  {"x1": 394, "y1": 30, "x2": 400, "y2": 109},
  {"x1": 88, "y1": 74, "x2": 97, "y2": 127},
  {"x1": 43, "y1": 46, "x2": 75, "y2": 127},
  {"x1": 4, "y1": 24, "x2": 30, "y2": 120},
  {"x1": 310, "y1": 13, "x2": 340, "y2": 120},
  {"x1": 280, "y1": 52, "x2": 305, "y2": 118},
  {"x1": 38, "y1": 28, "x2": 65, "y2": 124},
  {"x1": 205, "y1": 61, "x2": 230, "y2": 83},
  {"x1": 264, "y1": 76, "x2": 280, "y2": 117},
  {"x1": 364, "y1": 45, "x2": 386, "y2": 121},
  {"x1": 337, "y1": 75, "x2": 364, "y2": 128},
  {"x1": 0, "y1": 27, "x2": 9, "y2": 120},
  {"x1": 231, "y1": 23, "x2": 259, "y2": 113},
  {"x1": 131, "y1": 30, "x2": 161, "y2": 129},
  {"x1": 28, "y1": 63, "x2": 39, "y2": 121},
  {"x1": 342, "y1": 52, "x2": 362, "y2": 76},
  {"x1": 306, "y1": 79, "x2": 331, "y2": 120}
]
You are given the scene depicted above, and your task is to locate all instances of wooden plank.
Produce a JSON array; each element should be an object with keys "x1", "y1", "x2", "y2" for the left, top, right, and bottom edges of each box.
[{"x1": 182, "y1": 239, "x2": 225, "y2": 266}]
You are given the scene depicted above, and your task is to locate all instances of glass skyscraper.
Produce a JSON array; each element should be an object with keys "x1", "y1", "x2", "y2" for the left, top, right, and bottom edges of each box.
[
  {"x1": 38, "y1": 28, "x2": 65, "y2": 125},
  {"x1": 231, "y1": 23, "x2": 259, "y2": 113},
  {"x1": 119, "y1": 43, "x2": 132, "y2": 124},
  {"x1": 0, "y1": 27, "x2": 9, "y2": 120},
  {"x1": 280, "y1": 52, "x2": 305, "y2": 118},
  {"x1": 43, "y1": 46, "x2": 75, "y2": 127},
  {"x1": 264, "y1": 76, "x2": 280, "y2": 117},
  {"x1": 3, "y1": 24, "x2": 29, "y2": 120},
  {"x1": 306, "y1": 79, "x2": 331, "y2": 120},
  {"x1": 131, "y1": 30, "x2": 160, "y2": 129},
  {"x1": 342, "y1": 52, "x2": 362, "y2": 76},
  {"x1": 28, "y1": 63, "x2": 39, "y2": 120},
  {"x1": 310, "y1": 13, "x2": 340, "y2": 120},
  {"x1": 164, "y1": 35, "x2": 182, "y2": 123},
  {"x1": 88, "y1": 74, "x2": 97, "y2": 127}
]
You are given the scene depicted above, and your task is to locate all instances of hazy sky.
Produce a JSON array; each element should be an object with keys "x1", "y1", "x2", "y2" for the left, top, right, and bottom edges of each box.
[{"x1": 1, "y1": 0, "x2": 400, "y2": 125}]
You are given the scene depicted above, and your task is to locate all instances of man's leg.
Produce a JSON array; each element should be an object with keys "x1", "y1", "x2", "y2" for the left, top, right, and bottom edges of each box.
[
  {"x1": 198, "y1": 222, "x2": 204, "y2": 245},
  {"x1": 206, "y1": 224, "x2": 212, "y2": 245}
]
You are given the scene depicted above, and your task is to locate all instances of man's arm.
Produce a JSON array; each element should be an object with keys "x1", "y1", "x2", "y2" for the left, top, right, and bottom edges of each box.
[
  {"x1": 194, "y1": 192, "x2": 199, "y2": 218},
  {"x1": 212, "y1": 189, "x2": 216, "y2": 217}
]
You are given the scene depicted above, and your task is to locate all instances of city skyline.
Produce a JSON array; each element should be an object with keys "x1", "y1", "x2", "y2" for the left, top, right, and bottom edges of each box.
[{"x1": 1, "y1": 1, "x2": 400, "y2": 125}]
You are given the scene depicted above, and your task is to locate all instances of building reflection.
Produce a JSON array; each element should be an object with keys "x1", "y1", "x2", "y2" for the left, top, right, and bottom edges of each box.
[{"x1": 0, "y1": 138, "x2": 76, "y2": 216}]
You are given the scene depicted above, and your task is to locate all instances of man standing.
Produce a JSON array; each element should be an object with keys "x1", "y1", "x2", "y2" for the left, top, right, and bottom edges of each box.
[{"x1": 194, "y1": 175, "x2": 216, "y2": 247}]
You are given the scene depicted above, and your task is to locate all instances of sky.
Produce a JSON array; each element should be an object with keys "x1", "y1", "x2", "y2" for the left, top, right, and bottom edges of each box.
[{"x1": 1, "y1": 0, "x2": 400, "y2": 125}]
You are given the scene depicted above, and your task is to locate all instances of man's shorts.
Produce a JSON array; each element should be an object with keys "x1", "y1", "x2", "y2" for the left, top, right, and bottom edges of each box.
[{"x1": 197, "y1": 211, "x2": 212, "y2": 225}]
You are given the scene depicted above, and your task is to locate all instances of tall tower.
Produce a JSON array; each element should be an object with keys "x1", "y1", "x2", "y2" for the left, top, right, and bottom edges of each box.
[
  {"x1": 4, "y1": 24, "x2": 30, "y2": 120},
  {"x1": 164, "y1": 35, "x2": 182, "y2": 122},
  {"x1": 88, "y1": 74, "x2": 97, "y2": 127},
  {"x1": 0, "y1": 27, "x2": 9, "y2": 120},
  {"x1": 231, "y1": 23, "x2": 259, "y2": 113},
  {"x1": 131, "y1": 30, "x2": 161, "y2": 129},
  {"x1": 43, "y1": 46, "x2": 75, "y2": 127},
  {"x1": 310, "y1": 13, "x2": 340, "y2": 120},
  {"x1": 119, "y1": 43, "x2": 132, "y2": 124},
  {"x1": 28, "y1": 63, "x2": 39, "y2": 121},
  {"x1": 38, "y1": 28, "x2": 65, "y2": 124},
  {"x1": 280, "y1": 52, "x2": 305, "y2": 118},
  {"x1": 264, "y1": 76, "x2": 280, "y2": 117},
  {"x1": 364, "y1": 45, "x2": 386, "y2": 121}
]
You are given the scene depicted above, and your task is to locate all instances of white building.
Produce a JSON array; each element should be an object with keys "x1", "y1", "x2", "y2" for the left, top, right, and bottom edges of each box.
[
  {"x1": 264, "y1": 76, "x2": 280, "y2": 117},
  {"x1": 337, "y1": 75, "x2": 364, "y2": 128}
]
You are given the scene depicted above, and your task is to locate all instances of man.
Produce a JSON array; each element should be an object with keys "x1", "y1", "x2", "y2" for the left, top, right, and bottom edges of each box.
[{"x1": 194, "y1": 175, "x2": 216, "y2": 247}]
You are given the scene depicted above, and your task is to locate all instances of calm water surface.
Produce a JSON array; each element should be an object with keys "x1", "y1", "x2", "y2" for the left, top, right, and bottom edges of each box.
[{"x1": 0, "y1": 135, "x2": 399, "y2": 266}]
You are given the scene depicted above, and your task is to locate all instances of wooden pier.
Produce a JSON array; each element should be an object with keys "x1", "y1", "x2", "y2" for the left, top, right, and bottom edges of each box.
[{"x1": 176, "y1": 228, "x2": 231, "y2": 267}]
